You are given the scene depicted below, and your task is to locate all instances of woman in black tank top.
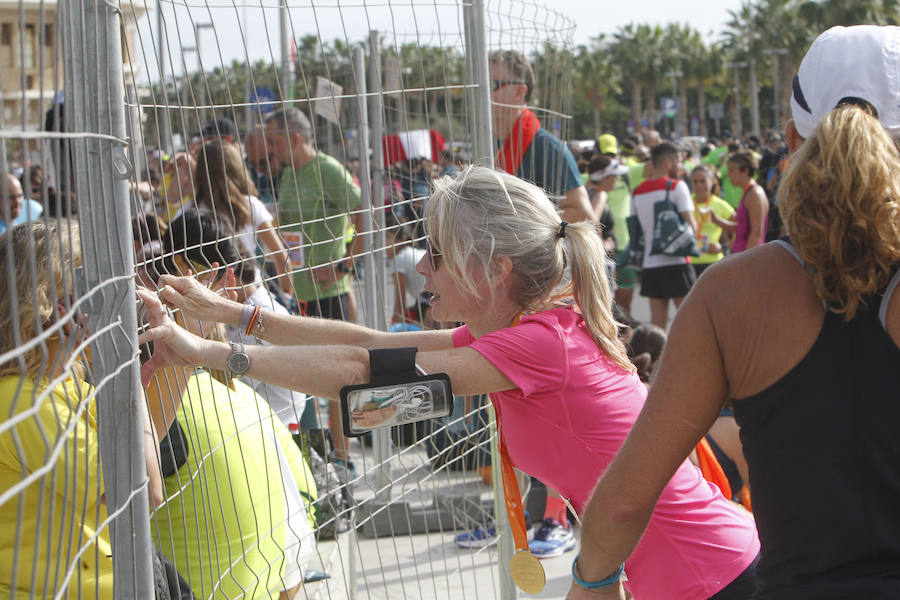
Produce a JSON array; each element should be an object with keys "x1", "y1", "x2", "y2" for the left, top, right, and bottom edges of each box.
[{"x1": 568, "y1": 26, "x2": 900, "y2": 600}]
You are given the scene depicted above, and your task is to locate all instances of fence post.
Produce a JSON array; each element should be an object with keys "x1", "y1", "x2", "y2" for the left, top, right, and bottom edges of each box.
[
  {"x1": 464, "y1": 0, "x2": 495, "y2": 168},
  {"x1": 464, "y1": 2, "x2": 518, "y2": 598},
  {"x1": 368, "y1": 30, "x2": 387, "y2": 325},
  {"x1": 63, "y1": 1, "x2": 155, "y2": 597},
  {"x1": 360, "y1": 31, "x2": 393, "y2": 504}
]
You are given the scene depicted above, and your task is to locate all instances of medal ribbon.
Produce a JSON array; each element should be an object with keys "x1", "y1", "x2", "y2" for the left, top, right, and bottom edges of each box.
[
  {"x1": 496, "y1": 417, "x2": 531, "y2": 553},
  {"x1": 496, "y1": 309, "x2": 530, "y2": 552}
]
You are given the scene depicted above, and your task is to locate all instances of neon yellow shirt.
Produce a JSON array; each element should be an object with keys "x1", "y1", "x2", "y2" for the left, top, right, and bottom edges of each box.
[
  {"x1": 152, "y1": 371, "x2": 316, "y2": 599},
  {"x1": 0, "y1": 375, "x2": 113, "y2": 598},
  {"x1": 606, "y1": 177, "x2": 631, "y2": 251},
  {"x1": 693, "y1": 194, "x2": 735, "y2": 264},
  {"x1": 628, "y1": 162, "x2": 646, "y2": 190}
]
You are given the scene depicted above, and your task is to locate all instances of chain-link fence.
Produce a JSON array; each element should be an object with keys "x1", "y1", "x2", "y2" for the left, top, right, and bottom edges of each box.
[{"x1": 0, "y1": 0, "x2": 575, "y2": 597}]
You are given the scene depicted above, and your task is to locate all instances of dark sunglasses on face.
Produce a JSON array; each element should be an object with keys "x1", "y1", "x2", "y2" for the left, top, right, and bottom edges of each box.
[
  {"x1": 426, "y1": 239, "x2": 442, "y2": 270},
  {"x1": 490, "y1": 79, "x2": 524, "y2": 92}
]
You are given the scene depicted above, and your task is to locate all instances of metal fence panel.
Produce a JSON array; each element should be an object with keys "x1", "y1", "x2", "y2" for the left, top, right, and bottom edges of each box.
[{"x1": 0, "y1": 0, "x2": 576, "y2": 598}]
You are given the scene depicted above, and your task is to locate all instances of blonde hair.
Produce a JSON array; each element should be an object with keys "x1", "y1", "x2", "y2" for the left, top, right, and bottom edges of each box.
[
  {"x1": 426, "y1": 166, "x2": 633, "y2": 372},
  {"x1": 0, "y1": 221, "x2": 83, "y2": 378},
  {"x1": 780, "y1": 103, "x2": 900, "y2": 319},
  {"x1": 194, "y1": 140, "x2": 256, "y2": 232}
]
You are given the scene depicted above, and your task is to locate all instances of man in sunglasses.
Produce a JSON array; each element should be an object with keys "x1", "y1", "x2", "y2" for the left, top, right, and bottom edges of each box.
[{"x1": 489, "y1": 50, "x2": 593, "y2": 225}]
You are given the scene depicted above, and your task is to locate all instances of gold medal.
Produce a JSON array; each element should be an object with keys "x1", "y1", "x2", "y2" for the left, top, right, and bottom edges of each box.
[{"x1": 509, "y1": 549, "x2": 546, "y2": 594}]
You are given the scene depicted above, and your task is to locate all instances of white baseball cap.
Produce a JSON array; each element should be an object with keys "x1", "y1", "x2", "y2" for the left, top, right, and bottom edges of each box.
[
  {"x1": 589, "y1": 159, "x2": 629, "y2": 182},
  {"x1": 791, "y1": 25, "x2": 900, "y2": 138}
]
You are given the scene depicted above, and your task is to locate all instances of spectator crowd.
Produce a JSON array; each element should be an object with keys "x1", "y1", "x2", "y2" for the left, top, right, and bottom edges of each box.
[{"x1": 2, "y1": 25, "x2": 899, "y2": 600}]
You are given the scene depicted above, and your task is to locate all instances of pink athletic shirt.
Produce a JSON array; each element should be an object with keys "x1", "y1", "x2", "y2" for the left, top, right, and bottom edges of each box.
[{"x1": 453, "y1": 307, "x2": 759, "y2": 599}]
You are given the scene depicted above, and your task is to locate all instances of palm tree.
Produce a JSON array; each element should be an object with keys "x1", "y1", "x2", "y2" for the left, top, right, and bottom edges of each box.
[
  {"x1": 531, "y1": 43, "x2": 577, "y2": 138},
  {"x1": 662, "y1": 23, "x2": 702, "y2": 137},
  {"x1": 613, "y1": 24, "x2": 663, "y2": 133},
  {"x1": 798, "y1": 0, "x2": 900, "y2": 29},
  {"x1": 573, "y1": 36, "x2": 622, "y2": 137},
  {"x1": 722, "y1": 0, "x2": 821, "y2": 133},
  {"x1": 688, "y1": 40, "x2": 727, "y2": 137}
]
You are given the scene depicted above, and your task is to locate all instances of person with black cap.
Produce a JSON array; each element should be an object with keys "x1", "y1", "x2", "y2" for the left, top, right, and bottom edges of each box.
[
  {"x1": 201, "y1": 116, "x2": 239, "y2": 147},
  {"x1": 568, "y1": 25, "x2": 900, "y2": 600}
]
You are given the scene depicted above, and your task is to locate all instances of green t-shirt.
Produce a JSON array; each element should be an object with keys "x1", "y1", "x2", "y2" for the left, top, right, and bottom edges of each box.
[
  {"x1": 692, "y1": 194, "x2": 735, "y2": 264},
  {"x1": 153, "y1": 371, "x2": 317, "y2": 599},
  {"x1": 703, "y1": 146, "x2": 728, "y2": 168},
  {"x1": 277, "y1": 152, "x2": 362, "y2": 301},
  {"x1": 720, "y1": 163, "x2": 742, "y2": 210},
  {"x1": 606, "y1": 177, "x2": 631, "y2": 251}
]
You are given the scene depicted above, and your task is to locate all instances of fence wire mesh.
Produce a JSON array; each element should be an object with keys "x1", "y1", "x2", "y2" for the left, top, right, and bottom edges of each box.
[{"x1": 1, "y1": 0, "x2": 575, "y2": 598}]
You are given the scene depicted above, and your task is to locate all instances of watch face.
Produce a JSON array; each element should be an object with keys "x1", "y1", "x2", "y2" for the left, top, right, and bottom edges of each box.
[{"x1": 227, "y1": 351, "x2": 250, "y2": 375}]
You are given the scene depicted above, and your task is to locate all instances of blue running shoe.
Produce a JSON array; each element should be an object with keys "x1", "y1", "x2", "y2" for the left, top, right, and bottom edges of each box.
[
  {"x1": 456, "y1": 526, "x2": 498, "y2": 549},
  {"x1": 528, "y1": 518, "x2": 575, "y2": 559}
]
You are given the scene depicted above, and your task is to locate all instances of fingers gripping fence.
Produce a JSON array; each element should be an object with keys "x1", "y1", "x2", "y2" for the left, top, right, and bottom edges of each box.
[{"x1": 0, "y1": 0, "x2": 575, "y2": 598}]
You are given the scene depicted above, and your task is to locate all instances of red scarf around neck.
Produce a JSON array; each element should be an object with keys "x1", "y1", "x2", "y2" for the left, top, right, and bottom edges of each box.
[{"x1": 496, "y1": 108, "x2": 540, "y2": 175}]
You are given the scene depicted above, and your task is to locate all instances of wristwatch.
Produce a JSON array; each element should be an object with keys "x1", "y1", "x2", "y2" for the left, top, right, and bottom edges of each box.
[{"x1": 226, "y1": 342, "x2": 251, "y2": 376}]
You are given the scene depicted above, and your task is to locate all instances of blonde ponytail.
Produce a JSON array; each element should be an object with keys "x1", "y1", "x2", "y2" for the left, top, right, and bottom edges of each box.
[
  {"x1": 426, "y1": 166, "x2": 633, "y2": 373},
  {"x1": 551, "y1": 221, "x2": 633, "y2": 372}
]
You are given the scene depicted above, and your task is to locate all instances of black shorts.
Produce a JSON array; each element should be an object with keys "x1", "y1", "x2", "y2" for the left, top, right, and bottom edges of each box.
[
  {"x1": 693, "y1": 262, "x2": 713, "y2": 278},
  {"x1": 304, "y1": 293, "x2": 351, "y2": 321},
  {"x1": 640, "y1": 263, "x2": 696, "y2": 299}
]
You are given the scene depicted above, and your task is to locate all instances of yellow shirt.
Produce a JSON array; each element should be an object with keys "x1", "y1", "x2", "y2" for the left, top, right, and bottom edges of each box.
[
  {"x1": 0, "y1": 375, "x2": 113, "y2": 598},
  {"x1": 693, "y1": 194, "x2": 735, "y2": 265},
  {"x1": 152, "y1": 371, "x2": 317, "y2": 599}
]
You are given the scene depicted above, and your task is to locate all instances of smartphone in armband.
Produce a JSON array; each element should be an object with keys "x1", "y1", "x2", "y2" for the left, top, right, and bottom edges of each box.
[{"x1": 339, "y1": 348, "x2": 454, "y2": 438}]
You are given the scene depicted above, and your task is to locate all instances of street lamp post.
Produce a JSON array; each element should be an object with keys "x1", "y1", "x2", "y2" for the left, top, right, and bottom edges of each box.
[
  {"x1": 727, "y1": 61, "x2": 747, "y2": 136},
  {"x1": 193, "y1": 22, "x2": 213, "y2": 125},
  {"x1": 181, "y1": 45, "x2": 197, "y2": 114},
  {"x1": 156, "y1": 1, "x2": 171, "y2": 152},
  {"x1": 762, "y1": 48, "x2": 789, "y2": 129},
  {"x1": 665, "y1": 70, "x2": 683, "y2": 138}
]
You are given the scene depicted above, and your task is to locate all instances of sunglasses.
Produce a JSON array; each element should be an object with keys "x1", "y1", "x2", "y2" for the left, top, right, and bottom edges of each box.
[
  {"x1": 426, "y1": 239, "x2": 442, "y2": 271},
  {"x1": 490, "y1": 79, "x2": 524, "y2": 92}
]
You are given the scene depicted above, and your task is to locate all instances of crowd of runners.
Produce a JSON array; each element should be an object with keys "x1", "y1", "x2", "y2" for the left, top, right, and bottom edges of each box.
[{"x1": 1, "y1": 22, "x2": 899, "y2": 600}]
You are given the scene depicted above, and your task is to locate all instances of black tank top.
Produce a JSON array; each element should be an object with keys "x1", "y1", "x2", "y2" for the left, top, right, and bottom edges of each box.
[{"x1": 733, "y1": 240, "x2": 900, "y2": 599}]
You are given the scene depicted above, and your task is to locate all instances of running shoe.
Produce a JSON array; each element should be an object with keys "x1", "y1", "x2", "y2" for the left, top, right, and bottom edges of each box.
[
  {"x1": 528, "y1": 518, "x2": 575, "y2": 559},
  {"x1": 330, "y1": 456, "x2": 357, "y2": 482},
  {"x1": 456, "y1": 526, "x2": 498, "y2": 549}
]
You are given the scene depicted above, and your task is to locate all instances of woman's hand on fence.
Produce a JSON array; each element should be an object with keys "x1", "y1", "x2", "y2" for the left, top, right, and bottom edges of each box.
[
  {"x1": 157, "y1": 272, "x2": 241, "y2": 327},
  {"x1": 137, "y1": 288, "x2": 214, "y2": 386}
]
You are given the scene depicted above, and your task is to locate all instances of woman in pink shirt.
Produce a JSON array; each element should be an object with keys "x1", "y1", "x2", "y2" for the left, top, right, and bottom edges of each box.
[
  {"x1": 140, "y1": 166, "x2": 759, "y2": 599},
  {"x1": 713, "y1": 151, "x2": 769, "y2": 253}
]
